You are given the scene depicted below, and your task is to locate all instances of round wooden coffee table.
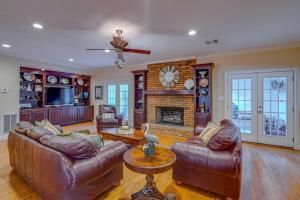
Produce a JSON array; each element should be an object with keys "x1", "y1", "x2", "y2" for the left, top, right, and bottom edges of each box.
[{"x1": 123, "y1": 145, "x2": 176, "y2": 200}]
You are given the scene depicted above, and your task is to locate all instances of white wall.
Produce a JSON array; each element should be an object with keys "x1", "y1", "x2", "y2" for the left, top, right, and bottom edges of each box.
[
  {"x1": 91, "y1": 47, "x2": 300, "y2": 148},
  {"x1": 0, "y1": 54, "x2": 91, "y2": 135}
]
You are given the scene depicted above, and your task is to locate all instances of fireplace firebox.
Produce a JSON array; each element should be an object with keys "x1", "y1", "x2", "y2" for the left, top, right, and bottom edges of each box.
[{"x1": 156, "y1": 107, "x2": 184, "y2": 126}]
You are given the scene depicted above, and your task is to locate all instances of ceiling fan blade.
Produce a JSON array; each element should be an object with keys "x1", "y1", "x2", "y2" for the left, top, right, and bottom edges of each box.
[
  {"x1": 86, "y1": 48, "x2": 115, "y2": 51},
  {"x1": 122, "y1": 48, "x2": 151, "y2": 55}
]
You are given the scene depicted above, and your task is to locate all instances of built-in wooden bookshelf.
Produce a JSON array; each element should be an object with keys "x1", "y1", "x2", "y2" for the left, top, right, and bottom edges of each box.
[
  {"x1": 19, "y1": 67, "x2": 93, "y2": 126},
  {"x1": 193, "y1": 63, "x2": 213, "y2": 128},
  {"x1": 132, "y1": 70, "x2": 148, "y2": 129}
]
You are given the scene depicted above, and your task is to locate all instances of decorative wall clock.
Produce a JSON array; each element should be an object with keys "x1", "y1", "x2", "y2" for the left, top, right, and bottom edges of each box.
[{"x1": 159, "y1": 66, "x2": 179, "y2": 88}]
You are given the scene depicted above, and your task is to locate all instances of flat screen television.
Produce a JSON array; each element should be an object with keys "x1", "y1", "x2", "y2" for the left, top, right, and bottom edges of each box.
[{"x1": 45, "y1": 86, "x2": 74, "y2": 106}]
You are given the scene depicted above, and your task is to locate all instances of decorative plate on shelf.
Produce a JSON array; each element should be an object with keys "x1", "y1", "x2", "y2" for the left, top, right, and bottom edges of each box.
[
  {"x1": 200, "y1": 89, "x2": 208, "y2": 96},
  {"x1": 159, "y1": 66, "x2": 179, "y2": 88},
  {"x1": 77, "y1": 79, "x2": 84, "y2": 86},
  {"x1": 138, "y1": 76, "x2": 144, "y2": 81},
  {"x1": 184, "y1": 79, "x2": 194, "y2": 90},
  {"x1": 23, "y1": 73, "x2": 36, "y2": 82},
  {"x1": 61, "y1": 78, "x2": 70, "y2": 85},
  {"x1": 199, "y1": 78, "x2": 209, "y2": 88},
  {"x1": 47, "y1": 76, "x2": 57, "y2": 84},
  {"x1": 138, "y1": 82, "x2": 144, "y2": 89}
]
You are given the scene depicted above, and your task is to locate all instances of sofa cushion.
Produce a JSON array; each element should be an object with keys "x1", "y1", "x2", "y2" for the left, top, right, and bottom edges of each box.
[
  {"x1": 15, "y1": 121, "x2": 34, "y2": 135},
  {"x1": 71, "y1": 132, "x2": 104, "y2": 148},
  {"x1": 27, "y1": 126, "x2": 56, "y2": 141},
  {"x1": 39, "y1": 134, "x2": 97, "y2": 159},
  {"x1": 208, "y1": 122, "x2": 239, "y2": 151}
]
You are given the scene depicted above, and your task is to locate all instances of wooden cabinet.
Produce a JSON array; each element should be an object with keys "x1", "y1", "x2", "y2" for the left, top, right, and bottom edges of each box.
[
  {"x1": 63, "y1": 106, "x2": 78, "y2": 125},
  {"x1": 77, "y1": 106, "x2": 87, "y2": 122},
  {"x1": 132, "y1": 70, "x2": 147, "y2": 129},
  {"x1": 20, "y1": 108, "x2": 48, "y2": 124},
  {"x1": 20, "y1": 110, "x2": 34, "y2": 123},
  {"x1": 48, "y1": 107, "x2": 64, "y2": 125},
  {"x1": 87, "y1": 105, "x2": 94, "y2": 121},
  {"x1": 20, "y1": 105, "x2": 94, "y2": 126},
  {"x1": 134, "y1": 110, "x2": 145, "y2": 130}
]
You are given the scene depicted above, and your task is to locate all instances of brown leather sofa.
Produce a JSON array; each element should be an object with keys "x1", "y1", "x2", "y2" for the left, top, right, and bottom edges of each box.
[
  {"x1": 96, "y1": 105, "x2": 123, "y2": 132},
  {"x1": 172, "y1": 119, "x2": 242, "y2": 200},
  {"x1": 8, "y1": 121, "x2": 128, "y2": 200}
]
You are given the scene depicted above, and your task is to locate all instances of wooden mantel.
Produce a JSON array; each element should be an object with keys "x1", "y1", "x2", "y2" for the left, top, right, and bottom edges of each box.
[{"x1": 145, "y1": 89, "x2": 194, "y2": 96}]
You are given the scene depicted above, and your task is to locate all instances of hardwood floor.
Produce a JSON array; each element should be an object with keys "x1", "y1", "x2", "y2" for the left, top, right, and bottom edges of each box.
[{"x1": 1, "y1": 122, "x2": 300, "y2": 200}]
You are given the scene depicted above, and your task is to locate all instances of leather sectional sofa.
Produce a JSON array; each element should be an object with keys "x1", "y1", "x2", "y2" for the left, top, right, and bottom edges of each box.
[
  {"x1": 8, "y1": 121, "x2": 128, "y2": 200},
  {"x1": 172, "y1": 119, "x2": 242, "y2": 200}
]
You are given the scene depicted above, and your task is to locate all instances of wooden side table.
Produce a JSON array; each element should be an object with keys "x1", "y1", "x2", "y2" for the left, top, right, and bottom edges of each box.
[{"x1": 123, "y1": 146, "x2": 176, "y2": 200}]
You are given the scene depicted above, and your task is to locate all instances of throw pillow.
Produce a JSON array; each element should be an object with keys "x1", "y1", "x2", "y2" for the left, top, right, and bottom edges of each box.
[
  {"x1": 199, "y1": 121, "x2": 223, "y2": 144},
  {"x1": 35, "y1": 119, "x2": 61, "y2": 135},
  {"x1": 102, "y1": 113, "x2": 115, "y2": 120},
  {"x1": 71, "y1": 132, "x2": 104, "y2": 148}
]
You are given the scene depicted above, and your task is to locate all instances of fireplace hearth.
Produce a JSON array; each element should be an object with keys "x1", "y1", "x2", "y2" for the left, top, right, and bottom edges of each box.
[{"x1": 156, "y1": 107, "x2": 184, "y2": 126}]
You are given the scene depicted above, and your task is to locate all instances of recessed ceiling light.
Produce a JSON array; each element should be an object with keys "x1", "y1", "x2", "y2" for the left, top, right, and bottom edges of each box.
[
  {"x1": 33, "y1": 23, "x2": 43, "y2": 29},
  {"x1": 68, "y1": 58, "x2": 74, "y2": 62},
  {"x1": 188, "y1": 30, "x2": 197, "y2": 36},
  {"x1": 105, "y1": 49, "x2": 110, "y2": 53},
  {"x1": 2, "y1": 44, "x2": 11, "y2": 48}
]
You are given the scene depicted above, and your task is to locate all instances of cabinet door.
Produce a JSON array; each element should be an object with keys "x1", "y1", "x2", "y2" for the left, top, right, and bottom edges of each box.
[
  {"x1": 134, "y1": 110, "x2": 144, "y2": 129},
  {"x1": 77, "y1": 106, "x2": 87, "y2": 122},
  {"x1": 195, "y1": 113, "x2": 210, "y2": 128},
  {"x1": 35, "y1": 109, "x2": 48, "y2": 122},
  {"x1": 20, "y1": 110, "x2": 34, "y2": 123},
  {"x1": 87, "y1": 105, "x2": 94, "y2": 121},
  {"x1": 63, "y1": 107, "x2": 78, "y2": 125},
  {"x1": 48, "y1": 108, "x2": 64, "y2": 125}
]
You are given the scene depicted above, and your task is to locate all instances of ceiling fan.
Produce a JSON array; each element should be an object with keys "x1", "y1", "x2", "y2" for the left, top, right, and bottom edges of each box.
[{"x1": 86, "y1": 29, "x2": 151, "y2": 68}]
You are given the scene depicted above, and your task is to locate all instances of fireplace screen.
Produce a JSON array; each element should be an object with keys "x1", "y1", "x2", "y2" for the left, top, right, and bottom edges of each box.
[{"x1": 156, "y1": 107, "x2": 184, "y2": 126}]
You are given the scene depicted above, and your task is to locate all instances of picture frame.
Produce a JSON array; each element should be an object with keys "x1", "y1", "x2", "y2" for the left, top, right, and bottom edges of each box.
[{"x1": 95, "y1": 86, "x2": 103, "y2": 99}]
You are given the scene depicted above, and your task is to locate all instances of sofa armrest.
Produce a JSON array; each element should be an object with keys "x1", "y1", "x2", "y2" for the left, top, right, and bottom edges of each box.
[
  {"x1": 68, "y1": 141, "x2": 128, "y2": 189},
  {"x1": 171, "y1": 142, "x2": 209, "y2": 170},
  {"x1": 207, "y1": 149, "x2": 241, "y2": 178}
]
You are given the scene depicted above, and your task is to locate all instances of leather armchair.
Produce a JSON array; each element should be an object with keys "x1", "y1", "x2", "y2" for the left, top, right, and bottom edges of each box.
[
  {"x1": 96, "y1": 105, "x2": 123, "y2": 132},
  {"x1": 172, "y1": 120, "x2": 242, "y2": 200}
]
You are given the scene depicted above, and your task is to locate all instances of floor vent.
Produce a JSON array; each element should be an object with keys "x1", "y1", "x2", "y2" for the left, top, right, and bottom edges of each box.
[{"x1": 2, "y1": 113, "x2": 18, "y2": 135}]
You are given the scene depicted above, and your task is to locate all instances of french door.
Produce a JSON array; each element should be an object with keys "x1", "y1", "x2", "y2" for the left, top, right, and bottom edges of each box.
[
  {"x1": 107, "y1": 82, "x2": 130, "y2": 121},
  {"x1": 226, "y1": 71, "x2": 294, "y2": 147}
]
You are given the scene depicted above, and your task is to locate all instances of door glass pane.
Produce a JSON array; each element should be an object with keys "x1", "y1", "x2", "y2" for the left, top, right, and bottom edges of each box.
[
  {"x1": 119, "y1": 84, "x2": 129, "y2": 121},
  {"x1": 231, "y1": 79, "x2": 252, "y2": 134},
  {"x1": 107, "y1": 84, "x2": 116, "y2": 106},
  {"x1": 263, "y1": 77, "x2": 287, "y2": 137}
]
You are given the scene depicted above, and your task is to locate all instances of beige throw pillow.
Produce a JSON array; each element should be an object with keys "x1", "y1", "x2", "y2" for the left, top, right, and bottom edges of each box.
[
  {"x1": 199, "y1": 122, "x2": 223, "y2": 144},
  {"x1": 36, "y1": 119, "x2": 61, "y2": 135}
]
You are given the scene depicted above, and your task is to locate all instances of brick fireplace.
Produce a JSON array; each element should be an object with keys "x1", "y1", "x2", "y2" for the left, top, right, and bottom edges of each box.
[{"x1": 145, "y1": 59, "x2": 196, "y2": 137}]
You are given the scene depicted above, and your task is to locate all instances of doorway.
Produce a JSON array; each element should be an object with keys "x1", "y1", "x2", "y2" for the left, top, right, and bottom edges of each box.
[{"x1": 226, "y1": 70, "x2": 294, "y2": 147}]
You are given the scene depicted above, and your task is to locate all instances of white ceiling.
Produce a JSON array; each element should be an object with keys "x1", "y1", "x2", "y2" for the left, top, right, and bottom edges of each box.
[{"x1": 0, "y1": 0, "x2": 300, "y2": 69}]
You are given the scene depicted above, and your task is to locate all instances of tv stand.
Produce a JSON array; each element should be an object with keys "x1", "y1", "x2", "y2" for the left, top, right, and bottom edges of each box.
[{"x1": 19, "y1": 67, "x2": 94, "y2": 126}]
